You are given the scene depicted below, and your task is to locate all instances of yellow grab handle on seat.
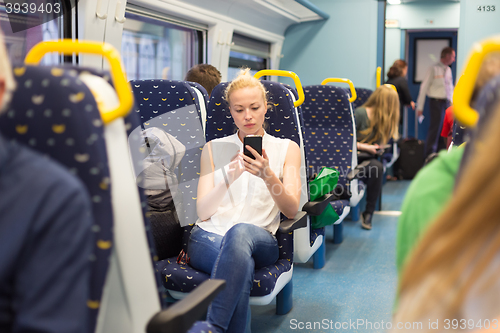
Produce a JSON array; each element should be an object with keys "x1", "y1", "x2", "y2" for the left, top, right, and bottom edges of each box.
[
  {"x1": 384, "y1": 84, "x2": 397, "y2": 93},
  {"x1": 453, "y1": 37, "x2": 500, "y2": 128},
  {"x1": 253, "y1": 70, "x2": 305, "y2": 108},
  {"x1": 25, "y1": 39, "x2": 133, "y2": 125},
  {"x1": 376, "y1": 67, "x2": 381, "y2": 88},
  {"x1": 321, "y1": 78, "x2": 357, "y2": 103}
]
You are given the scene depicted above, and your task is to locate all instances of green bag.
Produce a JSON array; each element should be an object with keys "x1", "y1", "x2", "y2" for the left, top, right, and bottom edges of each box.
[{"x1": 309, "y1": 167, "x2": 340, "y2": 229}]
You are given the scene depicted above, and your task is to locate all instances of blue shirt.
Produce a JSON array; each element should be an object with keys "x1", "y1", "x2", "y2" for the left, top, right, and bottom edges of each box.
[{"x1": 0, "y1": 134, "x2": 93, "y2": 333}]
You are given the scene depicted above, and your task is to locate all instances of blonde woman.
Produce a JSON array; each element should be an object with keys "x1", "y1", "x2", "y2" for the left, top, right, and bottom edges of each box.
[
  {"x1": 355, "y1": 84, "x2": 399, "y2": 229},
  {"x1": 188, "y1": 68, "x2": 301, "y2": 332},
  {"x1": 393, "y1": 100, "x2": 500, "y2": 331}
]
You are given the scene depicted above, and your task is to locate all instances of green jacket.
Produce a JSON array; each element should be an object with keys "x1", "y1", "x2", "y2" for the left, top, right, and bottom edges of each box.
[{"x1": 396, "y1": 147, "x2": 464, "y2": 277}]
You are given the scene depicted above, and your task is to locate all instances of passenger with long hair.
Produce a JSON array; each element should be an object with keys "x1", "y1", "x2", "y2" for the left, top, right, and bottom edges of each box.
[
  {"x1": 188, "y1": 68, "x2": 301, "y2": 332},
  {"x1": 355, "y1": 84, "x2": 399, "y2": 229},
  {"x1": 386, "y1": 59, "x2": 415, "y2": 128},
  {"x1": 393, "y1": 100, "x2": 500, "y2": 330}
]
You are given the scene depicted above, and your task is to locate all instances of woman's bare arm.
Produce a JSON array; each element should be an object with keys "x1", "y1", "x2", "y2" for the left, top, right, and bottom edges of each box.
[{"x1": 196, "y1": 143, "x2": 244, "y2": 221}]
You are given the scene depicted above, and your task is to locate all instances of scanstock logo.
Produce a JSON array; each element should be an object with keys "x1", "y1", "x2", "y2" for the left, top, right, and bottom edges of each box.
[{"x1": 3, "y1": 0, "x2": 79, "y2": 33}]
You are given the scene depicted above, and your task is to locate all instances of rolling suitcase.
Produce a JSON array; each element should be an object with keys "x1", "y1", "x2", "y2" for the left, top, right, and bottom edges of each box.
[{"x1": 397, "y1": 138, "x2": 425, "y2": 179}]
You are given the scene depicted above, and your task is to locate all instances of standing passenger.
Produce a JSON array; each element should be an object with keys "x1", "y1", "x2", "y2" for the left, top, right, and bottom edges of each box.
[
  {"x1": 416, "y1": 47, "x2": 456, "y2": 158},
  {"x1": 355, "y1": 85, "x2": 399, "y2": 230},
  {"x1": 188, "y1": 68, "x2": 301, "y2": 332},
  {"x1": 386, "y1": 59, "x2": 415, "y2": 132}
]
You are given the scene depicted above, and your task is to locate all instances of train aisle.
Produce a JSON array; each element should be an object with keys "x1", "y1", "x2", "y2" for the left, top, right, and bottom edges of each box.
[{"x1": 251, "y1": 180, "x2": 412, "y2": 333}]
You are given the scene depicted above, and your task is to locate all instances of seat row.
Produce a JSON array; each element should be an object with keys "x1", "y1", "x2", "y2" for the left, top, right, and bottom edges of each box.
[{"x1": 127, "y1": 70, "x2": 388, "y2": 326}]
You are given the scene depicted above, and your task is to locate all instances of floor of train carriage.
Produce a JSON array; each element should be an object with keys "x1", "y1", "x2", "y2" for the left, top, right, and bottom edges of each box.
[{"x1": 251, "y1": 180, "x2": 411, "y2": 333}]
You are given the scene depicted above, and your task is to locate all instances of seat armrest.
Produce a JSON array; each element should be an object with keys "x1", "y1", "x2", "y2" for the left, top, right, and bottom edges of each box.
[
  {"x1": 301, "y1": 193, "x2": 335, "y2": 216},
  {"x1": 146, "y1": 279, "x2": 226, "y2": 333},
  {"x1": 347, "y1": 160, "x2": 371, "y2": 181},
  {"x1": 279, "y1": 211, "x2": 307, "y2": 233}
]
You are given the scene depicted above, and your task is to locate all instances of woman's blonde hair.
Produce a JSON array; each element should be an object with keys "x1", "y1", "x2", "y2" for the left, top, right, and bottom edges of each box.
[
  {"x1": 359, "y1": 84, "x2": 399, "y2": 145},
  {"x1": 0, "y1": 30, "x2": 16, "y2": 113},
  {"x1": 224, "y1": 68, "x2": 267, "y2": 106}
]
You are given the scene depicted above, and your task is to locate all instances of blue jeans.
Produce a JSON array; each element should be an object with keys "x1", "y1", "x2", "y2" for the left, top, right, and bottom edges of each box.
[{"x1": 188, "y1": 223, "x2": 279, "y2": 333}]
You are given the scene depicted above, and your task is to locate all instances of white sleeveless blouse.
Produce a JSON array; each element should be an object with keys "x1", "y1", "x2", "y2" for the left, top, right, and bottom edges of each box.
[{"x1": 196, "y1": 132, "x2": 290, "y2": 236}]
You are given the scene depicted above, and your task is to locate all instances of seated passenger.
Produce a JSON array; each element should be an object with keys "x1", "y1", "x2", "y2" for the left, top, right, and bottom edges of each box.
[
  {"x1": 185, "y1": 64, "x2": 221, "y2": 96},
  {"x1": 189, "y1": 68, "x2": 301, "y2": 332},
  {"x1": 396, "y1": 52, "x2": 500, "y2": 280},
  {"x1": 0, "y1": 30, "x2": 92, "y2": 332},
  {"x1": 393, "y1": 100, "x2": 500, "y2": 330},
  {"x1": 354, "y1": 84, "x2": 399, "y2": 230}
]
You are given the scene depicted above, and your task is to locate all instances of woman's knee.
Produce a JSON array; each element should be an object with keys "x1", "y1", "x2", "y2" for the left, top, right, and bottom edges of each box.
[
  {"x1": 367, "y1": 160, "x2": 384, "y2": 179},
  {"x1": 223, "y1": 224, "x2": 256, "y2": 248}
]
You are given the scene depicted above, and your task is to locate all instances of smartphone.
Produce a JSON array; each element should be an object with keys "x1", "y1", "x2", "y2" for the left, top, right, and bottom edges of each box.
[{"x1": 244, "y1": 135, "x2": 262, "y2": 159}]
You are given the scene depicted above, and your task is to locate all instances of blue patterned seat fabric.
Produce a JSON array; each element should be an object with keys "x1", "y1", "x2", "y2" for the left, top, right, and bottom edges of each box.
[
  {"x1": 188, "y1": 320, "x2": 217, "y2": 333},
  {"x1": 205, "y1": 82, "x2": 300, "y2": 145},
  {"x1": 282, "y1": 84, "x2": 325, "y2": 247},
  {"x1": 0, "y1": 65, "x2": 113, "y2": 332},
  {"x1": 302, "y1": 85, "x2": 355, "y2": 200},
  {"x1": 130, "y1": 79, "x2": 206, "y2": 228},
  {"x1": 452, "y1": 121, "x2": 467, "y2": 147},
  {"x1": 351, "y1": 87, "x2": 373, "y2": 110}
]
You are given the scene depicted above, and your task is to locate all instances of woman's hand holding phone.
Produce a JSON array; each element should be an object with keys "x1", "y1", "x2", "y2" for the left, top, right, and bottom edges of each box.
[
  {"x1": 241, "y1": 145, "x2": 272, "y2": 181},
  {"x1": 358, "y1": 142, "x2": 380, "y2": 155}
]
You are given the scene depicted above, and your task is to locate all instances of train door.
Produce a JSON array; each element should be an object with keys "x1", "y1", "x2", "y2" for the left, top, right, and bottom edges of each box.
[{"x1": 406, "y1": 30, "x2": 457, "y2": 140}]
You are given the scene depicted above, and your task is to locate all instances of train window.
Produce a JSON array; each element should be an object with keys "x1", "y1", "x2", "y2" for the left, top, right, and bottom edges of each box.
[
  {"x1": 228, "y1": 33, "x2": 269, "y2": 80},
  {"x1": 121, "y1": 11, "x2": 204, "y2": 81},
  {"x1": 0, "y1": 1, "x2": 66, "y2": 65}
]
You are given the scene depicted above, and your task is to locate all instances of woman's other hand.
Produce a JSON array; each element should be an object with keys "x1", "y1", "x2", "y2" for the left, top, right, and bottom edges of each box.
[
  {"x1": 410, "y1": 101, "x2": 416, "y2": 110},
  {"x1": 241, "y1": 145, "x2": 272, "y2": 180},
  {"x1": 357, "y1": 142, "x2": 380, "y2": 155}
]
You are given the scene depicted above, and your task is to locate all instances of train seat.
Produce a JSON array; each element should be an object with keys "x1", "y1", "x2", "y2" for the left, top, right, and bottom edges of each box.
[
  {"x1": 278, "y1": 82, "x2": 329, "y2": 263},
  {"x1": 351, "y1": 87, "x2": 373, "y2": 110},
  {"x1": 302, "y1": 85, "x2": 364, "y2": 224},
  {"x1": 0, "y1": 65, "x2": 115, "y2": 333},
  {"x1": 130, "y1": 79, "x2": 208, "y2": 229},
  {"x1": 130, "y1": 79, "x2": 209, "y2": 132}
]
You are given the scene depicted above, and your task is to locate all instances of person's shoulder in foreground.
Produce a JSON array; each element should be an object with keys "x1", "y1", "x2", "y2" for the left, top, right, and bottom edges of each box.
[{"x1": 0, "y1": 135, "x2": 93, "y2": 333}]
